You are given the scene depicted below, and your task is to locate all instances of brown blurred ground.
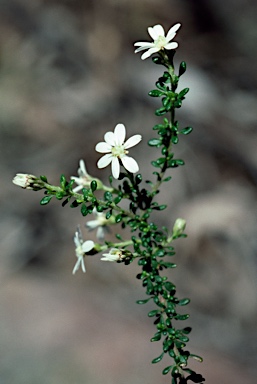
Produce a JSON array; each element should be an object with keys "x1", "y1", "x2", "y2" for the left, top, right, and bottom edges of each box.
[{"x1": 1, "y1": 0, "x2": 257, "y2": 383}]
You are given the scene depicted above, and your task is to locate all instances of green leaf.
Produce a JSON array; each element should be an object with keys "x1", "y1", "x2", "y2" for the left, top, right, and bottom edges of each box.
[
  {"x1": 167, "y1": 159, "x2": 184, "y2": 168},
  {"x1": 162, "y1": 366, "x2": 173, "y2": 375},
  {"x1": 40, "y1": 196, "x2": 52, "y2": 205},
  {"x1": 153, "y1": 123, "x2": 165, "y2": 130},
  {"x1": 175, "y1": 314, "x2": 190, "y2": 321},
  {"x1": 181, "y1": 327, "x2": 192, "y2": 335},
  {"x1": 172, "y1": 135, "x2": 179, "y2": 144},
  {"x1": 148, "y1": 89, "x2": 164, "y2": 97},
  {"x1": 81, "y1": 204, "x2": 88, "y2": 216},
  {"x1": 151, "y1": 353, "x2": 164, "y2": 364},
  {"x1": 135, "y1": 174, "x2": 142, "y2": 184},
  {"x1": 179, "y1": 61, "x2": 187, "y2": 76},
  {"x1": 105, "y1": 210, "x2": 112, "y2": 219},
  {"x1": 163, "y1": 176, "x2": 172, "y2": 182},
  {"x1": 104, "y1": 191, "x2": 112, "y2": 201},
  {"x1": 70, "y1": 200, "x2": 79, "y2": 208},
  {"x1": 148, "y1": 309, "x2": 160, "y2": 317},
  {"x1": 91, "y1": 180, "x2": 97, "y2": 192},
  {"x1": 115, "y1": 214, "x2": 123, "y2": 223},
  {"x1": 136, "y1": 298, "x2": 151, "y2": 305},
  {"x1": 151, "y1": 332, "x2": 162, "y2": 342},
  {"x1": 40, "y1": 175, "x2": 48, "y2": 182},
  {"x1": 180, "y1": 126, "x2": 193, "y2": 135},
  {"x1": 148, "y1": 138, "x2": 162, "y2": 147},
  {"x1": 60, "y1": 174, "x2": 66, "y2": 189},
  {"x1": 179, "y1": 88, "x2": 189, "y2": 98},
  {"x1": 155, "y1": 107, "x2": 167, "y2": 116},
  {"x1": 178, "y1": 298, "x2": 190, "y2": 306},
  {"x1": 164, "y1": 282, "x2": 176, "y2": 292},
  {"x1": 152, "y1": 56, "x2": 163, "y2": 65},
  {"x1": 56, "y1": 192, "x2": 65, "y2": 200},
  {"x1": 114, "y1": 196, "x2": 122, "y2": 204},
  {"x1": 160, "y1": 261, "x2": 176, "y2": 268}
]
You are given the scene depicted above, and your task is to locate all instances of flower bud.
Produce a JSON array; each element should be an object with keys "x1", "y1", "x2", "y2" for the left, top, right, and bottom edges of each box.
[
  {"x1": 172, "y1": 218, "x2": 186, "y2": 237},
  {"x1": 12, "y1": 173, "x2": 44, "y2": 191}
]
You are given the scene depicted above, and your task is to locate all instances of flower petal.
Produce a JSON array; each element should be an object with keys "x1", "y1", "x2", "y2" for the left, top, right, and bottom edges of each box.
[
  {"x1": 166, "y1": 23, "x2": 181, "y2": 41},
  {"x1": 104, "y1": 131, "x2": 115, "y2": 146},
  {"x1": 164, "y1": 42, "x2": 178, "y2": 50},
  {"x1": 114, "y1": 123, "x2": 126, "y2": 145},
  {"x1": 134, "y1": 44, "x2": 154, "y2": 53},
  {"x1": 148, "y1": 24, "x2": 165, "y2": 40},
  {"x1": 124, "y1": 134, "x2": 142, "y2": 149},
  {"x1": 97, "y1": 154, "x2": 113, "y2": 168},
  {"x1": 111, "y1": 157, "x2": 120, "y2": 179},
  {"x1": 79, "y1": 159, "x2": 87, "y2": 175},
  {"x1": 121, "y1": 156, "x2": 139, "y2": 174},
  {"x1": 86, "y1": 219, "x2": 99, "y2": 229},
  {"x1": 95, "y1": 142, "x2": 112, "y2": 153},
  {"x1": 141, "y1": 47, "x2": 160, "y2": 60},
  {"x1": 82, "y1": 240, "x2": 95, "y2": 253}
]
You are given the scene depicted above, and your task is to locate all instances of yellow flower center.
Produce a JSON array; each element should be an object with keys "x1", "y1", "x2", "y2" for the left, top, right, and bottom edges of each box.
[
  {"x1": 155, "y1": 35, "x2": 167, "y2": 49},
  {"x1": 112, "y1": 145, "x2": 128, "y2": 158}
]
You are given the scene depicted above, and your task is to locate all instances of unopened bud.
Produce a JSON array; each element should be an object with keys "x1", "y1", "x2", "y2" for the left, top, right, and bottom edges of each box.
[
  {"x1": 172, "y1": 218, "x2": 186, "y2": 237},
  {"x1": 12, "y1": 173, "x2": 44, "y2": 191}
]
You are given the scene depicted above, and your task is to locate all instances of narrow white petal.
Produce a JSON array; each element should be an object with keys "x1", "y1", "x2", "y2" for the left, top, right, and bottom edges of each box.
[
  {"x1": 166, "y1": 23, "x2": 181, "y2": 41},
  {"x1": 134, "y1": 44, "x2": 154, "y2": 53},
  {"x1": 148, "y1": 24, "x2": 165, "y2": 40},
  {"x1": 95, "y1": 142, "x2": 112, "y2": 153},
  {"x1": 79, "y1": 159, "x2": 87, "y2": 175},
  {"x1": 124, "y1": 134, "x2": 142, "y2": 149},
  {"x1": 134, "y1": 41, "x2": 155, "y2": 47},
  {"x1": 114, "y1": 123, "x2": 126, "y2": 145},
  {"x1": 72, "y1": 259, "x2": 80, "y2": 274},
  {"x1": 71, "y1": 176, "x2": 80, "y2": 184},
  {"x1": 121, "y1": 156, "x2": 139, "y2": 174},
  {"x1": 141, "y1": 47, "x2": 159, "y2": 60},
  {"x1": 82, "y1": 240, "x2": 95, "y2": 253},
  {"x1": 111, "y1": 157, "x2": 120, "y2": 179},
  {"x1": 72, "y1": 185, "x2": 83, "y2": 193},
  {"x1": 80, "y1": 258, "x2": 86, "y2": 273},
  {"x1": 74, "y1": 233, "x2": 81, "y2": 248},
  {"x1": 86, "y1": 220, "x2": 99, "y2": 229},
  {"x1": 96, "y1": 227, "x2": 105, "y2": 241},
  {"x1": 165, "y1": 42, "x2": 178, "y2": 50},
  {"x1": 97, "y1": 154, "x2": 113, "y2": 168},
  {"x1": 104, "y1": 131, "x2": 115, "y2": 146}
]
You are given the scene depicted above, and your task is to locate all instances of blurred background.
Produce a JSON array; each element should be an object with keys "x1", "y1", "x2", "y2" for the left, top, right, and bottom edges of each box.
[{"x1": 1, "y1": 0, "x2": 257, "y2": 383}]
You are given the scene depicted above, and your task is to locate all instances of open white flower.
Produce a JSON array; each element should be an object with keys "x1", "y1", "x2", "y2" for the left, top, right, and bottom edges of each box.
[
  {"x1": 71, "y1": 160, "x2": 94, "y2": 193},
  {"x1": 86, "y1": 208, "x2": 113, "y2": 241},
  {"x1": 95, "y1": 123, "x2": 142, "y2": 179},
  {"x1": 73, "y1": 227, "x2": 95, "y2": 274},
  {"x1": 134, "y1": 23, "x2": 181, "y2": 60},
  {"x1": 101, "y1": 248, "x2": 124, "y2": 262}
]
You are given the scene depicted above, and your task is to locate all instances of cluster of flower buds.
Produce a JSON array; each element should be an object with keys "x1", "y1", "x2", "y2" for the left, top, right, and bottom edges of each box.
[{"x1": 12, "y1": 173, "x2": 45, "y2": 191}]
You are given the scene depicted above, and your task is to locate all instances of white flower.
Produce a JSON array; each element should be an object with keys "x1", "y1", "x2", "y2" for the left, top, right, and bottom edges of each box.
[
  {"x1": 12, "y1": 173, "x2": 38, "y2": 189},
  {"x1": 71, "y1": 160, "x2": 94, "y2": 193},
  {"x1": 73, "y1": 227, "x2": 95, "y2": 274},
  {"x1": 101, "y1": 248, "x2": 124, "y2": 262},
  {"x1": 95, "y1": 123, "x2": 142, "y2": 179},
  {"x1": 134, "y1": 23, "x2": 181, "y2": 60},
  {"x1": 86, "y1": 208, "x2": 115, "y2": 241}
]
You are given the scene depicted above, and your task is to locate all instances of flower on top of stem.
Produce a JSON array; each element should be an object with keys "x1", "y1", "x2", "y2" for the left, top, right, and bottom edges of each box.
[
  {"x1": 134, "y1": 23, "x2": 181, "y2": 60},
  {"x1": 95, "y1": 123, "x2": 142, "y2": 179},
  {"x1": 73, "y1": 227, "x2": 95, "y2": 274}
]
